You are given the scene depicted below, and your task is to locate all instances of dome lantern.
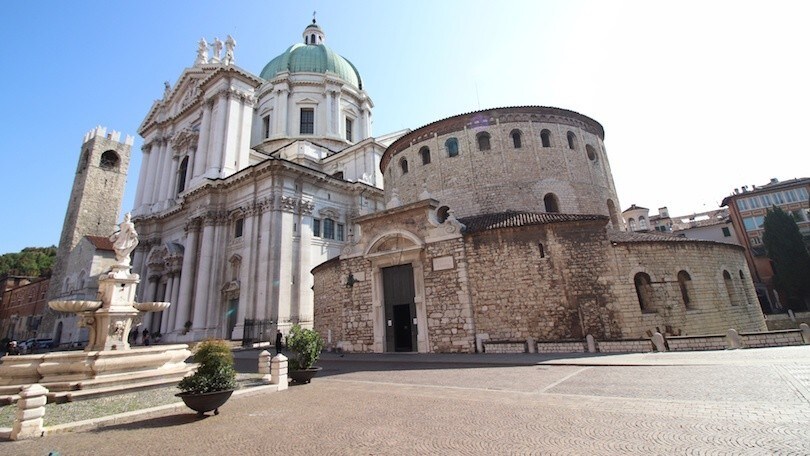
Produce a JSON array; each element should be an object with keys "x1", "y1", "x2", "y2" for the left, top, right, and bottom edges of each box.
[{"x1": 303, "y1": 19, "x2": 325, "y2": 45}]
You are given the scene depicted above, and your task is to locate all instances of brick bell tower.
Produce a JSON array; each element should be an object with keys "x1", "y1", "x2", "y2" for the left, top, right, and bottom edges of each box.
[{"x1": 45, "y1": 126, "x2": 133, "y2": 304}]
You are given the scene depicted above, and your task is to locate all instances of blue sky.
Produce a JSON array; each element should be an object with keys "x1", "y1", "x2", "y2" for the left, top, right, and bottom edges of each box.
[{"x1": 1, "y1": 0, "x2": 808, "y2": 253}]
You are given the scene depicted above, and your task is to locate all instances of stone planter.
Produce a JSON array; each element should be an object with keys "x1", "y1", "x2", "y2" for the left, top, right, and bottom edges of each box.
[
  {"x1": 176, "y1": 389, "x2": 234, "y2": 416},
  {"x1": 288, "y1": 366, "x2": 322, "y2": 384}
]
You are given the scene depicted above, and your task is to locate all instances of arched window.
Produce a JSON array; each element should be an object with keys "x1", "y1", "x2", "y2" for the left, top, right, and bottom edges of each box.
[
  {"x1": 586, "y1": 144, "x2": 597, "y2": 162},
  {"x1": 400, "y1": 158, "x2": 409, "y2": 174},
  {"x1": 436, "y1": 206, "x2": 449, "y2": 224},
  {"x1": 543, "y1": 193, "x2": 560, "y2": 213},
  {"x1": 607, "y1": 199, "x2": 620, "y2": 229},
  {"x1": 510, "y1": 129, "x2": 522, "y2": 148},
  {"x1": 723, "y1": 270, "x2": 736, "y2": 306},
  {"x1": 678, "y1": 270, "x2": 693, "y2": 309},
  {"x1": 100, "y1": 150, "x2": 120, "y2": 169},
  {"x1": 541, "y1": 129, "x2": 551, "y2": 147},
  {"x1": 420, "y1": 146, "x2": 431, "y2": 165},
  {"x1": 177, "y1": 156, "x2": 189, "y2": 194},
  {"x1": 628, "y1": 218, "x2": 637, "y2": 231},
  {"x1": 311, "y1": 34, "x2": 316, "y2": 44},
  {"x1": 639, "y1": 216, "x2": 648, "y2": 230},
  {"x1": 445, "y1": 138, "x2": 459, "y2": 157},
  {"x1": 635, "y1": 272, "x2": 654, "y2": 312},
  {"x1": 477, "y1": 132, "x2": 491, "y2": 151},
  {"x1": 567, "y1": 131, "x2": 577, "y2": 150}
]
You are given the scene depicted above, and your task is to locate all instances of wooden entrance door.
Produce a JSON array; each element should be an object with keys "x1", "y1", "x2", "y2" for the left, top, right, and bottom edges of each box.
[{"x1": 382, "y1": 264, "x2": 417, "y2": 352}]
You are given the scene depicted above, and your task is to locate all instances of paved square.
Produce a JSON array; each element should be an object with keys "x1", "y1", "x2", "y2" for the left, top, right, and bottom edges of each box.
[{"x1": 5, "y1": 347, "x2": 810, "y2": 455}]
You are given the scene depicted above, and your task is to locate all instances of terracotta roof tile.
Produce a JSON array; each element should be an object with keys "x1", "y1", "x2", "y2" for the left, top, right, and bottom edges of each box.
[{"x1": 459, "y1": 211, "x2": 606, "y2": 233}]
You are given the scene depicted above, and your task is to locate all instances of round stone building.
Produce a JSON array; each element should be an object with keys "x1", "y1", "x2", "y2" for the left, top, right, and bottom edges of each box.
[{"x1": 312, "y1": 109, "x2": 767, "y2": 354}]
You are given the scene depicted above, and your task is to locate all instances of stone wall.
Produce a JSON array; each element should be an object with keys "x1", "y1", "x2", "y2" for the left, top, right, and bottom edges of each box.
[
  {"x1": 608, "y1": 241, "x2": 767, "y2": 338},
  {"x1": 381, "y1": 108, "x2": 620, "y2": 221},
  {"x1": 597, "y1": 339, "x2": 652, "y2": 353},
  {"x1": 484, "y1": 342, "x2": 527, "y2": 353},
  {"x1": 465, "y1": 220, "x2": 621, "y2": 343},
  {"x1": 536, "y1": 341, "x2": 587, "y2": 353},
  {"x1": 666, "y1": 335, "x2": 728, "y2": 351}
]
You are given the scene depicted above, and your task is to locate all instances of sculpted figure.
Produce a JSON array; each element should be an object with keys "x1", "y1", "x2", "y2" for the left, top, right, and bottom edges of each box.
[
  {"x1": 109, "y1": 213, "x2": 139, "y2": 266},
  {"x1": 211, "y1": 37, "x2": 223, "y2": 63},
  {"x1": 196, "y1": 38, "x2": 209, "y2": 65},
  {"x1": 223, "y1": 35, "x2": 236, "y2": 65}
]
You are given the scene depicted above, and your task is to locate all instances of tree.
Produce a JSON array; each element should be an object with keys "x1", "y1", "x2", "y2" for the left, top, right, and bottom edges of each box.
[
  {"x1": 762, "y1": 206, "x2": 810, "y2": 310},
  {"x1": 0, "y1": 246, "x2": 56, "y2": 277}
]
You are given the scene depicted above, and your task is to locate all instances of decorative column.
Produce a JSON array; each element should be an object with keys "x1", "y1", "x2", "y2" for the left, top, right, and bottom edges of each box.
[
  {"x1": 297, "y1": 201, "x2": 314, "y2": 324},
  {"x1": 133, "y1": 144, "x2": 151, "y2": 211},
  {"x1": 275, "y1": 84, "x2": 289, "y2": 136},
  {"x1": 191, "y1": 215, "x2": 217, "y2": 332},
  {"x1": 204, "y1": 218, "x2": 226, "y2": 329},
  {"x1": 168, "y1": 271, "x2": 182, "y2": 332},
  {"x1": 233, "y1": 205, "x2": 258, "y2": 339},
  {"x1": 255, "y1": 199, "x2": 274, "y2": 321},
  {"x1": 206, "y1": 92, "x2": 227, "y2": 178},
  {"x1": 191, "y1": 100, "x2": 213, "y2": 184},
  {"x1": 140, "y1": 143, "x2": 157, "y2": 209},
  {"x1": 156, "y1": 137, "x2": 175, "y2": 205},
  {"x1": 174, "y1": 219, "x2": 201, "y2": 332}
]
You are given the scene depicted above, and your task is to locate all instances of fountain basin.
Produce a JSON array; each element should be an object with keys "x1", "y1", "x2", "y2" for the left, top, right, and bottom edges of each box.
[
  {"x1": 49, "y1": 300, "x2": 103, "y2": 313},
  {"x1": 133, "y1": 301, "x2": 171, "y2": 312}
]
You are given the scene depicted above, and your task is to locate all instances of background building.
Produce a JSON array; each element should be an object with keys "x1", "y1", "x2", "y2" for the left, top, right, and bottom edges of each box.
[{"x1": 721, "y1": 177, "x2": 810, "y2": 312}]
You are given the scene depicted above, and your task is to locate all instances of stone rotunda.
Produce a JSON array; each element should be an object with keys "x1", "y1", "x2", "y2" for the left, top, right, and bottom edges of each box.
[{"x1": 312, "y1": 106, "x2": 766, "y2": 353}]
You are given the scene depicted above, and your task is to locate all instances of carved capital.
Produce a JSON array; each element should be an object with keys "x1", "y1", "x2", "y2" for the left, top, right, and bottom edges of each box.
[{"x1": 280, "y1": 195, "x2": 298, "y2": 213}]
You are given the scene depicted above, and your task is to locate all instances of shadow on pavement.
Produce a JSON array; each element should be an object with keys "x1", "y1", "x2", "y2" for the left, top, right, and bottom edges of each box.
[{"x1": 89, "y1": 411, "x2": 211, "y2": 432}]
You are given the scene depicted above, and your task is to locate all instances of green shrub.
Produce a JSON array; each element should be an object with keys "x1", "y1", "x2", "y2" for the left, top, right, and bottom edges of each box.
[
  {"x1": 287, "y1": 324, "x2": 324, "y2": 370},
  {"x1": 178, "y1": 339, "x2": 237, "y2": 394}
]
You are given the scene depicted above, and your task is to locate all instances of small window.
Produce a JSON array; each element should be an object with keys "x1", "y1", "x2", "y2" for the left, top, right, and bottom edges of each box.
[
  {"x1": 446, "y1": 138, "x2": 459, "y2": 157},
  {"x1": 313, "y1": 218, "x2": 321, "y2": 237},
  {"x1": 723, "y1": 270, "x2": 736, "y2": 306},
  {"x1": 337, "y1": 223, "x2": 345, "y2": 241},
  {"x1": 235, "y1": 218, "x2": 244, "y2": 238},
  {"x1": 476, "y1": 132, "x2": 491, "y2": 151},
  {"x1": 635, "y1": 272, "x2": 654, "y2": 313},
  {"x1": 628, "y1": 218, "x2": 637, "y2": 231},
  {"x1": 345, "y1": 118, "x2": 353, "y2": 142},
  {"x1": 722, "y1": 227, "x2": 731, "y2": 237},
  {"x1": 263, "y1": 115, "x2": 271, "y2": 138},
  {"x1": 538, "y1": 243, "x2": 545, "y2": 258},
  {"x1": 420, "y1": 146, "x2": 431, "y2": 165},
  {"x1": 586, "y1": 144, "x2": 597, "y2": 161},
  {"x1": 540, "y1": 129, "x2": 551, "y2": 147},
  {"x1": 177, "y1": 156, "x2": 189, "y2": 194},
  {"x1": 567, "y1": 131, "x2": 577, "y2": 150},
  {"x1": 300, "y1": 108, "x2": 314, "y2": 134},
  {"x1": 510, "y1": 129, "x2": 522, "y2": 148},
  {"x1": 639, "y1": 216, "x2": 648, "y2": 230},
  {"x1": 400, "y1": 158, "x2": 409, "y2": 174},
  {"x1": 100, "y1": 150, "x2": 120, "y2": 169},
  {"x1": 678, "y1": 270, "x2": 692, "y2": 308},
  {"x1": 543, "y1": 193, "x2": 560, "y2": 213},
  {"x1": 311, "y1": 33, "x2": 316, "y2": 44}
]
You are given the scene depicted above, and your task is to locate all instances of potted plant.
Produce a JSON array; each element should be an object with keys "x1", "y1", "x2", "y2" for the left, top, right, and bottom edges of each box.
[
  {"x1": 176, "y1": 339, "x2": 237, "y2": 416},
  {"x1": 287, "y1": 324, "x2": 325, "y2": 384}
]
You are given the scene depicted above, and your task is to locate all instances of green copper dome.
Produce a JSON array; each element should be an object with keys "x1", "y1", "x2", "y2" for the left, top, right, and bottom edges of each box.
[{"x1": 259, "y1": 42, "x2": 363, "y2": 90}]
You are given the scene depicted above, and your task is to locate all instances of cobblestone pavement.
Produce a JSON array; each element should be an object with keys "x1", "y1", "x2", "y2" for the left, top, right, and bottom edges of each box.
[{"x1": 5, "y1": 347, "x2": 810, "y2": 455}]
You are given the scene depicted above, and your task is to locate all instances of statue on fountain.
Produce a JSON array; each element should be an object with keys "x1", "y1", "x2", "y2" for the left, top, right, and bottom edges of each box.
[{"x1": 109, "y1": 212, "x2": 139, "y2": 267}]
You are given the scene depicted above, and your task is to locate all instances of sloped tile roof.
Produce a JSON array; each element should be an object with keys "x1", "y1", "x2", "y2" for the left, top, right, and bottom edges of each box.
[
  {"x1": 608, "y1": 230, "x2": 719, "y2": 244},
  {"x1": 459, "y1": 211, "x2": 606, "y2": 233}
]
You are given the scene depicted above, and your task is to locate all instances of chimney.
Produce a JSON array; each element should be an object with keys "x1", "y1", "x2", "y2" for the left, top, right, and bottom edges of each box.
[{"x1": 770, "y1": 178, "x2": 779, "y2": 184}]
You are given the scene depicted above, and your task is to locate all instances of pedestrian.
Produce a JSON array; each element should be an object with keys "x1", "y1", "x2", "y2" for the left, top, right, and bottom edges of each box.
[
  {"x1": 6, "y1": 340, "x2": 19, "y2": 355},
  {"x1": 275, "y1": 329, "x2": 283, "y2": 355},
  {"x1": 142, "y1": 328, "x2": 151, "y2": 346},
  {"x1": 128, "y1": 326, "x2": 138, "y2": 345}
]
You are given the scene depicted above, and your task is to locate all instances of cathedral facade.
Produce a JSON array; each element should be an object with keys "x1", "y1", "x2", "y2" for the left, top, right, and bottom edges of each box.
[{"x1": 131, "y1": 21, "x2": 400, "y2": 342}]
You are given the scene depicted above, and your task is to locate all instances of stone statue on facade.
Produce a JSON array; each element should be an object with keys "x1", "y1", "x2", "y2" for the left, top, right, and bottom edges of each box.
[
  {"x1": 223, "y1": 35, "x2": 236, "y2": 65},
  {"x1": 195, "y1": 38, "x2": 209, "y2": 66},
  {"x1": 109, "y1": 212, "x2": 139, "y2": 267},
  {"x1": 163, "y1": 81, "x2": 171, "y2": 98},
  {"x1": 211, "y1": 37, "x2": 223, "y2": 63}
]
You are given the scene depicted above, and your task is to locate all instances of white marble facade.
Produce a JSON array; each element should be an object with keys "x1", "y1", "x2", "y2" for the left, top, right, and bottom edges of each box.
[{"x1": 131, "y1": 22, "x2": 404, "y2": 342}]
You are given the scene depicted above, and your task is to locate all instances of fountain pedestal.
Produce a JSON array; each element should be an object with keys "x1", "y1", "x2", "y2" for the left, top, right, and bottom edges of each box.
[{"x1": 0, "y1": 252, "x2": 193, "y2": 395}]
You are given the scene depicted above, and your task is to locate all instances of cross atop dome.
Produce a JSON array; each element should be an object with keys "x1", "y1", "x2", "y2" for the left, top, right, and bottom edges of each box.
[{"x1": 304, "y1": 16, "x2": 325, "y2": 45}]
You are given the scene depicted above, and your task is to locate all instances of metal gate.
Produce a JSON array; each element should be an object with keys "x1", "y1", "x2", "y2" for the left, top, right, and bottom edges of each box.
[{"x1": 242, "y1": 319, "x2": 273, "y2": 347}]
